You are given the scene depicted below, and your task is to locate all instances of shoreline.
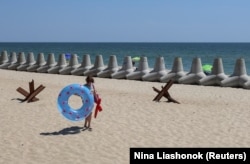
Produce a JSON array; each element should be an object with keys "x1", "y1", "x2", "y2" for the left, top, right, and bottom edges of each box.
[{"x1": 1, "y1": 54, "x2": 250, "y2": 90}]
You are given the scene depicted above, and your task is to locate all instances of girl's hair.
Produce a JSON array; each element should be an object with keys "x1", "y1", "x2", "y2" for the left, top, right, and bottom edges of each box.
[{"x1": 86, "y1": 76, "x2": 94, "y2": 83}]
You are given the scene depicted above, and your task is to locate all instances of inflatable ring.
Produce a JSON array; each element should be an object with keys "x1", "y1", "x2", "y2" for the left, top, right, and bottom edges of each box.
[{"x1": 57, "y1": 83, "x2": 94, "y2": 121}]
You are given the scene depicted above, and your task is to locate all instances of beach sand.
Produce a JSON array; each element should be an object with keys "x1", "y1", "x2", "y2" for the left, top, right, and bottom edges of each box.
[{"x1": 0, "y1": 69, "x2": 250, "y2": 164}]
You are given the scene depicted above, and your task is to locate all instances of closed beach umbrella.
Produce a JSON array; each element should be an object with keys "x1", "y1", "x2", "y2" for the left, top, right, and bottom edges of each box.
[{"x1": 132, "y1": 56, "x2": 140, "y2": 62}]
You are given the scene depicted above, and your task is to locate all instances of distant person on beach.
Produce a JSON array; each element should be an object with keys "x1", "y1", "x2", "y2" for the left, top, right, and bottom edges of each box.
[
  {"x1": 83, "y1": 75, "x2": 97, "y2": 131},
  {"x1": 132, "y1": 61, "x2": 135, "y2": 66}
]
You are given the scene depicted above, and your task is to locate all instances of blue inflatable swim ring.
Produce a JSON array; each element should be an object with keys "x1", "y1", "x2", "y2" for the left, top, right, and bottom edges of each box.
[{"x1": 57, "y1": 84, "x2": 94, "y2": 121}]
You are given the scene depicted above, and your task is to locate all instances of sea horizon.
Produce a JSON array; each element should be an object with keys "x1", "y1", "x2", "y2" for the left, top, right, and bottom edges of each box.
[{"x1": 1, "y1": 41, "x2": 250, "y2": 43}]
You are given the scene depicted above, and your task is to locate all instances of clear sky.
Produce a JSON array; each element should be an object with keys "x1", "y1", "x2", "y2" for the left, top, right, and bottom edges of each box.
[{"x1": 0, "y1": 0, "x2": 249, "y2": 42}]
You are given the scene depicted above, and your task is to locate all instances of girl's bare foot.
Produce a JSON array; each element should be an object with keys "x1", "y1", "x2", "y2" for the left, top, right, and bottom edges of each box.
[{"x1": 82, "y1": 126, "x2": 88, "y2": 131}]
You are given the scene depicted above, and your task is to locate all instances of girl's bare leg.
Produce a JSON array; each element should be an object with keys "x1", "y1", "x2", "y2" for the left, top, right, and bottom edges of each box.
[{"x1": 87, "y1": 113, "x2": 92, "y2": 131}]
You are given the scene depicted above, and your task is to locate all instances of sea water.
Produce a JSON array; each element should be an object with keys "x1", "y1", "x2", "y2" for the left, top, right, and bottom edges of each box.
[{"x1": 0, "y1": 42, "x2": 250, "y2": 75}]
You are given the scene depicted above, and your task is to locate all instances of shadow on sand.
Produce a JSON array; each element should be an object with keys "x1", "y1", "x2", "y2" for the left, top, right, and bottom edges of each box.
[
  {"x1": 40, "y1": 126, "x2": 83, "y2": 136},
  {"x1": 11, "y1": 98, "x2": 26, "y2": 103}
]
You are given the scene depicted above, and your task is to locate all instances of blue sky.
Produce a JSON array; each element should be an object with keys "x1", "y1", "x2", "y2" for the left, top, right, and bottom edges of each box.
[{"x1": 0, "y1": 0, "x2": 249, "y2": 42}]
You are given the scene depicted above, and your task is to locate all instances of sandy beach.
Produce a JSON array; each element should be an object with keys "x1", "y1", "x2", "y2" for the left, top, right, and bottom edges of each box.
[{"x1": 0, "y1": 69, "x2": 250, "y2": 164}]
